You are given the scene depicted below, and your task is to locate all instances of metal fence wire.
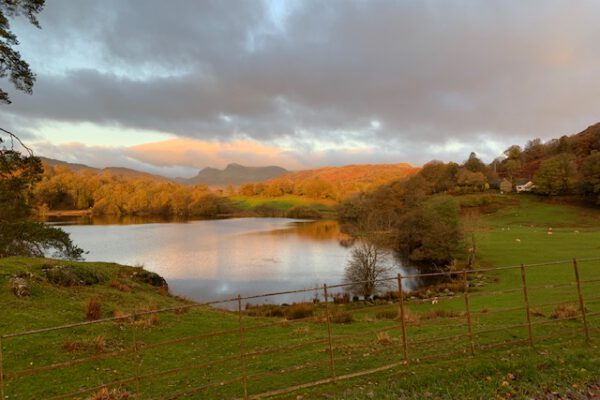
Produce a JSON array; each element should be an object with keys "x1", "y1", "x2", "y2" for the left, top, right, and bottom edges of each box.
[{"x1": 1, "y1": 257, "x2": 599, "y2": 399}]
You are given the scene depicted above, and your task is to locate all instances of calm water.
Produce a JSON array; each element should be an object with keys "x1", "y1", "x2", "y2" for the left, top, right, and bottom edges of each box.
[{"x1": 59, "y1": 218, "x2": 419, "y2": 304}]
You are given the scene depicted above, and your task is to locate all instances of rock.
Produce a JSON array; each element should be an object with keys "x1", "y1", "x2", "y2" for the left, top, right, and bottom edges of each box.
[{"x1": 10, "y1": 277, "x2": 30, "y2": 297}]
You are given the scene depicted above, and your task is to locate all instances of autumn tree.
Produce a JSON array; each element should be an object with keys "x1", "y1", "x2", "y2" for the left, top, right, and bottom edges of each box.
[
  {"x1": 0, "y1": 129, "x2": 83, "y2": 258},
  {"x1": 533, "y1": 153, "x2": 578, "y2": 196},
  {"x1": 456, "y1": 168, "x2": 487, "y2": 193}
]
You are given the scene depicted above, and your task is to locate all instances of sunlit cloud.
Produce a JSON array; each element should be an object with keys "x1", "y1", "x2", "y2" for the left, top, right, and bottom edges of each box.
[
  {"x1": 130, "y1": 138, "x2": 306, "y2": 170},
  {"x1": 2, "y1": 0, "x2": 599, "y2": 172}
]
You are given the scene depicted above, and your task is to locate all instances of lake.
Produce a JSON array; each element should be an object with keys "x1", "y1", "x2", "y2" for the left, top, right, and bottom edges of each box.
[{"x1": 57, "y1": 218, "x2": 419, "y2": 304}]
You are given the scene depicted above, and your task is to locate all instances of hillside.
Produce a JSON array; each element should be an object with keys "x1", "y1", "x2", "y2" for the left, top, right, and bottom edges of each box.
[
  {"x1": 245, "y1": 162, "x2": 420, "y2": 200},
  {"x1": 498, "y1": 121, "x2": 600, "y2": 181},
  {"x1": 178, "y1": 163, "x2": 289, "y2": 186},
  {"x1": 274, "y1": 162, "x2": 418, "y2": 185},
  {"x1": 40, "y1": 157, "x2": 172, "y2": 182}
]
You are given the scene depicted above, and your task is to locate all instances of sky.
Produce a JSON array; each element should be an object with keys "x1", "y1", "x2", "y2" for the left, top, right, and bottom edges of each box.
[{"x1": 1, "y1": 0, "x2": 599, "y2": 178}]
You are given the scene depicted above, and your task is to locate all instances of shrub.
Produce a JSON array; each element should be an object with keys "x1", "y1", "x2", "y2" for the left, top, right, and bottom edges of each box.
[
  {"x1": 285, "y1": 303, "x2": 315, "y2": 320},
  {"x1": 85, "y1": 297, "x2": 101, "y2": 321},
  {"x1": 44, "y1": 265, "x2": 107, "y2": 287},
  {"x1": 131, "y1": 269, "x2": 168, "y2": 287}
]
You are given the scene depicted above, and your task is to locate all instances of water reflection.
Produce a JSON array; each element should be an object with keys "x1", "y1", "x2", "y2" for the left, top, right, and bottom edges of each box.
[{"x1": 60, "y1": 218, "x2": 420, "y2": 303}]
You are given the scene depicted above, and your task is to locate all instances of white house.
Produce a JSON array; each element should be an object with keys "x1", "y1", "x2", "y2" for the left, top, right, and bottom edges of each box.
[{"x1": 516, "y1": 181, "x2": 536, "y2": 193}]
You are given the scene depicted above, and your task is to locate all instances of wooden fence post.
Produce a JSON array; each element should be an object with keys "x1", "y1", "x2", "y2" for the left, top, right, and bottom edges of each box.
[
  {"x1": 0, "y1": 336, "x2": 5, "y2": 400},
  {"x1": 397, "y1": 274, "x2": 408, "y2": 362},
  {"x1": 463, "y1": 270, "x2": 475, "y2": 356},
  {"x1": 520, "y1": 264, "x2": 534, "y2": 346},
  {"x1": 237, "y1": 295, "x2": 249, "y2": 400},
  {"x1": 131, "y1": 311, "x2": 141, "y2": 397},
  {"x1": 323, "y1": 284, "x2": 336, "y2": 380},
  {"x1": 572, "y1": 258, "x2": 590, "y2": 342}
]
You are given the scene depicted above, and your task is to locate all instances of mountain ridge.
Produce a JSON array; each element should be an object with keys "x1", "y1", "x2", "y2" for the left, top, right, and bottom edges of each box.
[{"x1": 176, "y1": 163, "x2": 289, "y2": 186}]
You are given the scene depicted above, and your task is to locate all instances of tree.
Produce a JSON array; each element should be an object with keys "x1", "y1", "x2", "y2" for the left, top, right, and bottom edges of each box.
[
  {"x1": 343, "y1": 240, "x2": 393, "y2": 299},
  {"x1": 533, "y1": 153, "x2": 578, "y2": 196},
  {"x1": 504, "y1": 145, "x2": 523, "y2": 161},
  {"x1": 463, "y1": 152, "x2": 486, "y2": 174},
  {"x1": 1, "y1": 0, "x2": 45, "y2": 104},
  {"x1": 456, "y1": 168, "x2": 487, "y2": 193},
  {"x1": 394, "y1": 196, "x2": 461, "y2": 271},
  {"x1": 523, "y1": 138, "x2": 544, "y2": 162},
  {"x1": 581, "y1": 152, "x2": 600, "y2": 204},
  {"x1": 0, "y1": 129, "x2": 83, "y2": 258}
]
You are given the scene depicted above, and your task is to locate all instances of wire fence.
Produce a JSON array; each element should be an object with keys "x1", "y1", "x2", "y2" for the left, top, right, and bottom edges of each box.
[{"x1": 1, "y1": 257, "x2": 599, "y2": 399}]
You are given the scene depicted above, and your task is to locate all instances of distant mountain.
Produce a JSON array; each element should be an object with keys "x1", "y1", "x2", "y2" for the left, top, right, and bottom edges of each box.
[
  {"x1": 39, "y1": 157, "x2": 173, "y2": 182},
  {"x1": 178, "y1": 163, "x2": 289, "y2": 186}
]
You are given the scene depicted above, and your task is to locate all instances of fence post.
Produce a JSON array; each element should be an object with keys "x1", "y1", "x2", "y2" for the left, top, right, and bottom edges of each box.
[
  {"x1": 237, "y1": 295, "x2": 249, "y2": 400},
  {"x1": 572, "y1": 258, "x2": 590, "y2": 342},
  {"x1": 463, "y1": 270, "x2": 475, "y2": 356},
  {"x1": 397, "y1": 274, "x2": 408, "y2": 362},
  {"x1": 323, "y1": 284, "x2": 336, "y2": 380},
  {"x1": 520, "y1": 264, "x2": 534, "y2": 346},
  {"x1": 131, "y1": 311, "x2": 141, "y2": 397},
  {"x1": 0, "y1": 336, "x2": 5, "y2": 400}
]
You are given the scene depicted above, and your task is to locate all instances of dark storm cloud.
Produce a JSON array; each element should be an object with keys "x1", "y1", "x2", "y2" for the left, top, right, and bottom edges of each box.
[{"x1": 2, "y1": 0, "x2": 600, "y2": 165}]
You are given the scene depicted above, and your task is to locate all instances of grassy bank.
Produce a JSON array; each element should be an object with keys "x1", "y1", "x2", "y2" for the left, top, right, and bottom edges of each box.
[
  {"x1": 1, "y1": 195, "x2": 599, "y2": 399},
  {"x1": 229, "y1": 194, "x2": 336, "y2": 215}
]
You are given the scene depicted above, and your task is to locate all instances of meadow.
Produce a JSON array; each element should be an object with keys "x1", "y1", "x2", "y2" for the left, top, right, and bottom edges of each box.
[{"x1": 0, "y1": 194, "x2": 599, "y2": 399}]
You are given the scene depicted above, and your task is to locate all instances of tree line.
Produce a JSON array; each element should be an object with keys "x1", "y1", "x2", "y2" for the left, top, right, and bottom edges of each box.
[
  {"x1": 35, "y1": 165, "x2": 234, "y2": 218},
  {"x1": 339, "y1": 123, "x2": 600, "y2": 298},
  {"x1": 237, "y1": 164, "x2": 418, "y2": 201},
  {"x1": 492, "y1": 123, "x2": 600, "y2": 201}
]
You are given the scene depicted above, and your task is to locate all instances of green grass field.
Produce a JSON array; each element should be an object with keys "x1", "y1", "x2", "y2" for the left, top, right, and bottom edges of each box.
[
  {"x1": 229, "y1": 194, "x2": 336, "y2": 214},
  {"x1": 0, "y1": 195, "x2": 599, "y2": 399}
]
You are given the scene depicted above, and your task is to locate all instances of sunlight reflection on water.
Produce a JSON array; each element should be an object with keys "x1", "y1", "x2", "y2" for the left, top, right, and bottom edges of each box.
[{"x1": 60, "y1": 218, "x2": 420, "y2": 304}]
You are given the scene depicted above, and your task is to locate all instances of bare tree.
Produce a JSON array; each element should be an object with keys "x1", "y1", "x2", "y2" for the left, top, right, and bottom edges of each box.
[{"x1": 343, "y1": 240, "x2": 393, "y2": 300}]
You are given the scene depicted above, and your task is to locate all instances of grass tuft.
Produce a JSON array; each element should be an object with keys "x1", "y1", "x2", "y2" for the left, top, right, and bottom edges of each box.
[
  {"x1": 550, "y1": 304, "x2": 578, "y2": 320},
  {"x1": 85, "y1": 297, "x2": 101, "y2": 321}
]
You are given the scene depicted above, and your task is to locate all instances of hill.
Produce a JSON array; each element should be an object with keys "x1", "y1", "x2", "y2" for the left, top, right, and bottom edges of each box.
[
  {"x1": 40, "y1": 157, "x2": 172, "y2": 182},
  {"x1": 178, "y1": 163, "x2": 289, "y2": 186},
  {"x1": 242, "y1": 162, "x2": 419, "y2": 200}
]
